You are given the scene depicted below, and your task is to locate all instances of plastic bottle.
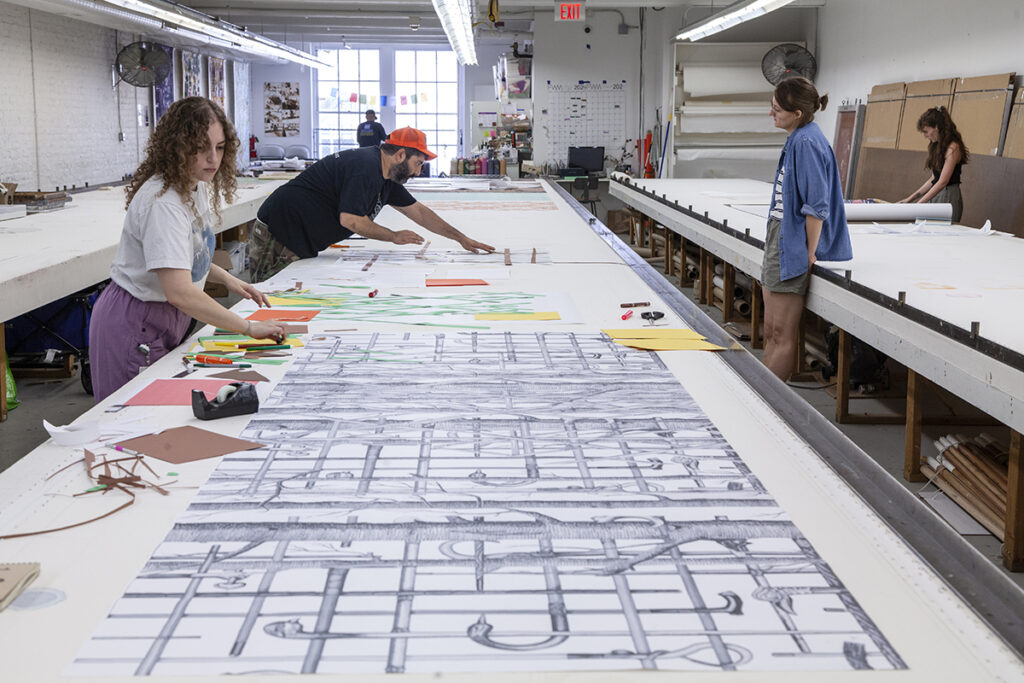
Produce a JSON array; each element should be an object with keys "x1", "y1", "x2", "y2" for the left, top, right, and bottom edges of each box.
[
  {"x1": 499, "y1": 157, "x2": 507, "y2": 176},
  {"x1": 450, "y1": 158, "x2": 459, "y2": 176}
]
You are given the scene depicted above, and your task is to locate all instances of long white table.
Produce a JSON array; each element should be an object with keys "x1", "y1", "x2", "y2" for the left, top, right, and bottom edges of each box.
[{"x1": 0, "y1": 179, "x2": 1022, "y2": 680}]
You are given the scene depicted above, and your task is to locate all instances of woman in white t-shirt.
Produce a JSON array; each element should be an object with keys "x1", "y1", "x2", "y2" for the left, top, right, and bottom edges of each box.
[{"x1": 90, "y1": 97, "x2": 285, "y2": 401}]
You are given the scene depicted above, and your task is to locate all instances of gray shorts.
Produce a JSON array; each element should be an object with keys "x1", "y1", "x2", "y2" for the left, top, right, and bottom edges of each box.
[
  {"x1": 929, "y1": 184, "x2": 963, "y2": 223},
  {"x1": 761, "y1": 217, "x2": 809, "y2": 295}
]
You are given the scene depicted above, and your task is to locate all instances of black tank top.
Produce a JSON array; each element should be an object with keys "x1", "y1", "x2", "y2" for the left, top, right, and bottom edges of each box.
[{"x1": 930, "y1": 146, "x2": 962, "y2": 185}]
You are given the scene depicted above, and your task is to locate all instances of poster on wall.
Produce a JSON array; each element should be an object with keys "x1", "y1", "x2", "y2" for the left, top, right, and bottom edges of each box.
[
  {"x1": 208, "y1": 57, "x2": 225, "y2": 109},
  {"x1": 264, "y1": 81, "x2": 300, "y2": 137},
  {"x1": 182, "y1": 51, "x2": 202, "y2": 97},
  {"x1": 153, "y1": 44, "x2": 175, "y2": 121},
  {"x1": 233, "y1": 61, "x2": 252, "y2": 167}
]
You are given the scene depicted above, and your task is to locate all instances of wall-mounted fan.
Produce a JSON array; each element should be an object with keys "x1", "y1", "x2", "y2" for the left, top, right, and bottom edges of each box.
[
  {"x1": 761, "y1": 43, "x2": 817, "y2": 85},
  {"x1": 115, "y1": 42, "x2": 171, "y2": 87}
]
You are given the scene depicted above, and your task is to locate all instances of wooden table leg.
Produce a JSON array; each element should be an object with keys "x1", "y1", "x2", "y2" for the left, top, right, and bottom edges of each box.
[
  {"x1": 1004, "y1": 431, "x2": 1024, "y2": 571},
  {"x1": 722, "y1": 263, "x2": 735, "y2": 323},
  {"x1": 679, "y1": 237, "x2": 692, "y2": 287},
  {"x1": 835, "y1": 327, "x2": 852, "y2": 423},
  {"x1": 698, "y1": 250, "x2": 710, "y2": 305},
  {"x1": 1, "y1": 323, "x2": 7, "y2": 422},
  {"x1": 903, "y1": 369, "x2": 927, "y2": 482},
  {"x1": 751, "y1": 282, "x2": 763, "y2": 349}
]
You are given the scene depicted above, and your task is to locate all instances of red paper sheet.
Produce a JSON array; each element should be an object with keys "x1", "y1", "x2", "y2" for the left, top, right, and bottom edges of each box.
[
  {"x1": 125, "y1": 379, "x2": 252, "y2": 406},
  {"x1": 245, "y1": 309, "x2": 320, "y2": 321},
  {"x1": 424, "y1": 279, "x2": 489, "y2": 287}
]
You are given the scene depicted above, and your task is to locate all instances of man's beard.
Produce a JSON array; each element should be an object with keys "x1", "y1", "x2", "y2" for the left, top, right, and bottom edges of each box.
[{"x1": 389, "y1": 159, "x2": 417, "y2": 184}]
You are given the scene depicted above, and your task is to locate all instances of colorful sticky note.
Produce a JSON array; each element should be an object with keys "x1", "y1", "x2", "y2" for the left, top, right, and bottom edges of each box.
[
  {"x1": 370, "y1": 95, "x2": 378, "y2": 106},
  {"x1": 380, "y1": 95, "x2": 388, "y2": 106},
  {"x1": 400, "y1": 95, "x2": 408, "y2": 105},
  {"x1": 349, "y1": 93, "x2": 358, "y2": 103},
  {"x1": 425, "y1": 278, "x2": 489, "y2": 287},
  {"x1": 411, "y1": 94, "x2": 418, "y2": 104},
  {"x1": 474, "y1": 312, "x2": 561, "y2": 321},
  {"x1": 359, "y1": 94, "x2": 367, "y2": 104},
  {"x1": 246, "y1": 309, "x2": 320, "y2": 322},
  {"x1": 419, "y1": 92, "x2": 428, "y2": 102}
]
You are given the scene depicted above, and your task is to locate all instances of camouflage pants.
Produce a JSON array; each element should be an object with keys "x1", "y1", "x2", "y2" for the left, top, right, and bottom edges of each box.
[{"x1": 248, "y1": 219, "x2": 300, "y2": 283}]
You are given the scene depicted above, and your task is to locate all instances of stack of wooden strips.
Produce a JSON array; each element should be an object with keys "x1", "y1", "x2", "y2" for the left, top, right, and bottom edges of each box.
[{"x1": 926, "y1": 434, "x2": 1009, "y2": 537}]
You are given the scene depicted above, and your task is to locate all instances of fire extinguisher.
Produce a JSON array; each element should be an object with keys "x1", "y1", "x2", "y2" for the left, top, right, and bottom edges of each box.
[{"x1": 249, "y1": 135, "x2": 259, "y2": 160}]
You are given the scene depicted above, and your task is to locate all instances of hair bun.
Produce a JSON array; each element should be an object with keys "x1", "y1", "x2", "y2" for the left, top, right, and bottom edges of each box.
[{"x1": 818, "y1": 94, "x2": 829, "y2": 111}]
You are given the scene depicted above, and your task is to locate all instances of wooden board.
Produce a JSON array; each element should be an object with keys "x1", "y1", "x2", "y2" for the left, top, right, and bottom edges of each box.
[
  {"x1": 897, "y1": 79, "x2": 955, "y2": 152},
  {"x1": 952, "y1": 72, "x2": 1015, "y2": 157},
  {"x1": 863, "y1": 82, "x2": 906, "y2": 149},
  {"x1": 1002, "y1": 89, "x2": 1024, "y2": 161}
]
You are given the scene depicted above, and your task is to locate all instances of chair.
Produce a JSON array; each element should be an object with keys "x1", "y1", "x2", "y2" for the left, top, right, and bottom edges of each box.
[
  {"x1": 572, "y1": 174, "x2": 599, "y2": 215},
  {"x1": 284, "y1": 144, "x2": 312, "y2": 159},
  {"x1": 258, "y1": 143, "x2": 285, "y2": 160}
]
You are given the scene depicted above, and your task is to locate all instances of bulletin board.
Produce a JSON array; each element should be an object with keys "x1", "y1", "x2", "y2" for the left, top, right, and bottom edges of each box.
[
  {"x1": 896, "y1": 78, "x2": 953, "y2": 152},
  {"x1": 545, "y1": 80, "x2": 627, "y2": 164}
]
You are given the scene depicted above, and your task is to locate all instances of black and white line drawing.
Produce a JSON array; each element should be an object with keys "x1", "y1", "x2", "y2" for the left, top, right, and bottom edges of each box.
[{"x1": 70, "y1": 333, "x2": 904, "y2": 676}]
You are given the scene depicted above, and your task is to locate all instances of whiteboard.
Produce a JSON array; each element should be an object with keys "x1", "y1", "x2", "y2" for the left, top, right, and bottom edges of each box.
[{"x1": 544, "y1": 80, "x2": 627, "y2": 166}]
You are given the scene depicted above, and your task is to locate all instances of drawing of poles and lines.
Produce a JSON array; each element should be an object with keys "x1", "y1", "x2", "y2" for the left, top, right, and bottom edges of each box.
[{"x1": 70, "y1": 333, "x2": 905, "y2": 676}]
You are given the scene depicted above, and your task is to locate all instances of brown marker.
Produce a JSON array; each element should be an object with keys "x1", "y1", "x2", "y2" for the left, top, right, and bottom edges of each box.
[{"x1": 620, "y1": 301, "x2": 650, "y2": 308}]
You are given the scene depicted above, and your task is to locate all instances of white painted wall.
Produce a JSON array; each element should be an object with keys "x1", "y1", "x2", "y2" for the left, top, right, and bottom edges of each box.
[
  {"x1": 250, "y1": 61, "x2": 315, "y2": 157},
  {"x1": 815, "y1": 0, "x2": 1024, "y2": 141},
  {"x1": 0, "y1": 2, "x2": 149, "y2": 191},
  {"x1": 532, "y1": 9, "x2": 642, "y2": 167}
]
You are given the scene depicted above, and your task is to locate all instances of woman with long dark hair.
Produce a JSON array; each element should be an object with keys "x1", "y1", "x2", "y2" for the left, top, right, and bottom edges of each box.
[
  {"x1": 899, "y1": 106, "x2": 969, "y2": 222},
  {"x1": 762, "y1": 77, "x2": 852, "y2": 381},
  {"x1": 90, "y1": 97, "x2": 285, "y2": 401}
]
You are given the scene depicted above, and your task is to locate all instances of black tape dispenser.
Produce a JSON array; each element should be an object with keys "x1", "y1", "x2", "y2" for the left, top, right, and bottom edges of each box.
[{"x1": 192, "y1": 382, "x2": 259, "y2": 420}]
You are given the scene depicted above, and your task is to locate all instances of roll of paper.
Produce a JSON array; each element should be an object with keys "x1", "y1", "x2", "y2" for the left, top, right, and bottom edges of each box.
[{"x1": 844, "y1": 202, "x2": 952, "y2": 222}]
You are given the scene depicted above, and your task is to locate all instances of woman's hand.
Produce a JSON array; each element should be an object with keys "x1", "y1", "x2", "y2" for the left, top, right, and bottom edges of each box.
[
  {"x1": 459, "y1": 237, "x2": 496, "y2": 254},
  {"x1": 247, "y1": 320, "x2": 287, "y2": 343},
  {"x1": 227, "y1": 276, "x2": 272, "y2": 308}
]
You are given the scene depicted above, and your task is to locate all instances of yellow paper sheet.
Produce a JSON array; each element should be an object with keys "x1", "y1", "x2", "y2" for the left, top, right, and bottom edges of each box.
[
  {"x1": 475, "y1": 312, "x2": 561, "y2": 321},
  {"x1": 267, "y1": 296, "x2": 332, "y2": 307},
  {"x1": 602, "y1": 328, "x2": 706, "y2": 340},
  {"x1": 614, "y1": 338, "x2": 725, "y2": 351},
  {"x1": 201, "y1": 336, "x2": 305, "y2": 351}
]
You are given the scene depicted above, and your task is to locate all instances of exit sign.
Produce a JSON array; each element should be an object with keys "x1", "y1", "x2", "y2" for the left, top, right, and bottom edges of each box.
[{"x1": 556, "y1": 2, "x2": 585, "y2": 22}]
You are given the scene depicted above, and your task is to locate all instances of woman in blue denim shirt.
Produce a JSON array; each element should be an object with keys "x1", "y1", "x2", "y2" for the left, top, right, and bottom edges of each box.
[{"x1": 762, "y1": 77, "x2": 852, "y2": 380}]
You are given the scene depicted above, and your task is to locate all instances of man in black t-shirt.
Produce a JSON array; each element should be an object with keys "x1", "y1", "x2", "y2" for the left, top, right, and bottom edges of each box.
[
  {"x1": 356, "y1": 110, "x2": 387, "y2": 147},
  {"x1": 250, "y1": 127, "x2": 494, "y2": 282}
]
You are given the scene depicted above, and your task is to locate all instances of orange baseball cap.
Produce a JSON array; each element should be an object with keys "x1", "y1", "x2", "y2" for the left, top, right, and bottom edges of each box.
[{"x1": 387, "y1": 127, "x2": 437, "y2": 160}]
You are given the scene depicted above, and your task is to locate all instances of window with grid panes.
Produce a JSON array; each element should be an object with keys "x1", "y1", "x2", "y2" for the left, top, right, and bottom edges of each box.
[
  {"x1": 315, "y1": 49, "x2": 381, "y2": 159},
  {"x1": 395, "y1": 50, "x2": 458, "y2": 176}
]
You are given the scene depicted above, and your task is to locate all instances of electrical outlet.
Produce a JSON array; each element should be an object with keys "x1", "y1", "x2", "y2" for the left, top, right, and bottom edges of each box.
[{"x1": 118, "y1": 132, "x2": 125, "y2": 142}]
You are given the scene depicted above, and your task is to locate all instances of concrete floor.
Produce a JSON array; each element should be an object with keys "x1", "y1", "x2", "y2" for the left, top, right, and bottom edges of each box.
[{"x1": 1, "y1": 261, "x2": 1020, "y2": 594}]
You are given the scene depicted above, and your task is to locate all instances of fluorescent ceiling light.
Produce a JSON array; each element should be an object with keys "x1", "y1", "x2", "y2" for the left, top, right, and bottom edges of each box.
[
  {"x1": 432, "y1": 0, "x2": 477, "y2": 65},
  {"x1": 94, "y1": 0, "x2": 330, "y2": 69},
  {"x1": 675, "y1": 0, "x2": 797, "y2": 42}
]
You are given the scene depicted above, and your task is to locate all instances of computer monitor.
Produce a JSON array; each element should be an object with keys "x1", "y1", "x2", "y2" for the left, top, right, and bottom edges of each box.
[{"x1": 568, "y1": 146, "x2": 604, "y2": 173}]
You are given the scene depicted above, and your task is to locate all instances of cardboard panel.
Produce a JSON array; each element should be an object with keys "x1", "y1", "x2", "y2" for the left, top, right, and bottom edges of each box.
[
  {"x1": 952, "y1": 72, "x2": 1015, "y2": 157},
  {"x1": 898, "y1": 95, "x2": 954, "y2": 152},
  {"x1": 952, "y1": 89, "x2": 1012, "y2": 156},
  {"x1": 852, "y1": 146, "x2": 1024, "y2": 235},
  {"x1": 862, "y1": 82, "x2": 905, "y2": 150},
  {"x1": 906, "y1": 78, "x2": 955, "y2": 98},
  {"x1": 1001, "y1": 89, "x2": 1024, "y2": 161}
]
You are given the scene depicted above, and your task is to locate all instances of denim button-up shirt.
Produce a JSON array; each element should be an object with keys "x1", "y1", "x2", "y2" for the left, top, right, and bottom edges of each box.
[{"x1": 768, "y1": 122, "x2": 853, "y2": 281}]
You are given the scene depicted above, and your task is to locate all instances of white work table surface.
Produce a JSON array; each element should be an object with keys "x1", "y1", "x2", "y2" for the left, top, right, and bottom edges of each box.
[
  {"x1": 0, "y1": 180, "x2": 1021, "y2": 681},
  {"x1": 610, "y1": 175, "x2": 1024, "y2": 433},
  {"x1": 0, "y1": 177, "x2": 287, "y2": 322}
]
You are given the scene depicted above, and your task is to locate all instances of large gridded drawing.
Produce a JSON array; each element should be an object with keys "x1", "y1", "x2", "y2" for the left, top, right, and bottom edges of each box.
[
  {"x1": 546, "y1": 81, "x2": 627, "y2": 165},
  {"x1": 71, "y1": 333, "x2": 904, "y2": 676}
]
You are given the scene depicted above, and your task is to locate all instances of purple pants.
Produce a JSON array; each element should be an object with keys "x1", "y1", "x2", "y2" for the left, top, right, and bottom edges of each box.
[{"x1": 89, "y1": 281, "x2": 190, "y2": 402}]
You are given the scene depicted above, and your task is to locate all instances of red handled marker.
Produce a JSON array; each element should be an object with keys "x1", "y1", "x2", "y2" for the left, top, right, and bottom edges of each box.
[
  {"x1": 368, "y1": 289, "x2": 379, "y2": 298},
  {"x1": 621, "y1": 310, "x2": 634, "y2": 321}
]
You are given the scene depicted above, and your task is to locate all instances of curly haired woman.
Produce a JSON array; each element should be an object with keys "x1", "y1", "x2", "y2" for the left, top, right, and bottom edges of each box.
[
  {"x1": 89, "y1": 97, "x2": 285, "y2": 401},
  {"x1": 899, "y1": 106, "x2": 969, "y2": 222}
]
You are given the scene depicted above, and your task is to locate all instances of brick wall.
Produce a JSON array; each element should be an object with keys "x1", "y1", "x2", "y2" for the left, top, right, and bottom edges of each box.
[{"x1": 0, "y1": 2, "x2": 149, "y2": 192}]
